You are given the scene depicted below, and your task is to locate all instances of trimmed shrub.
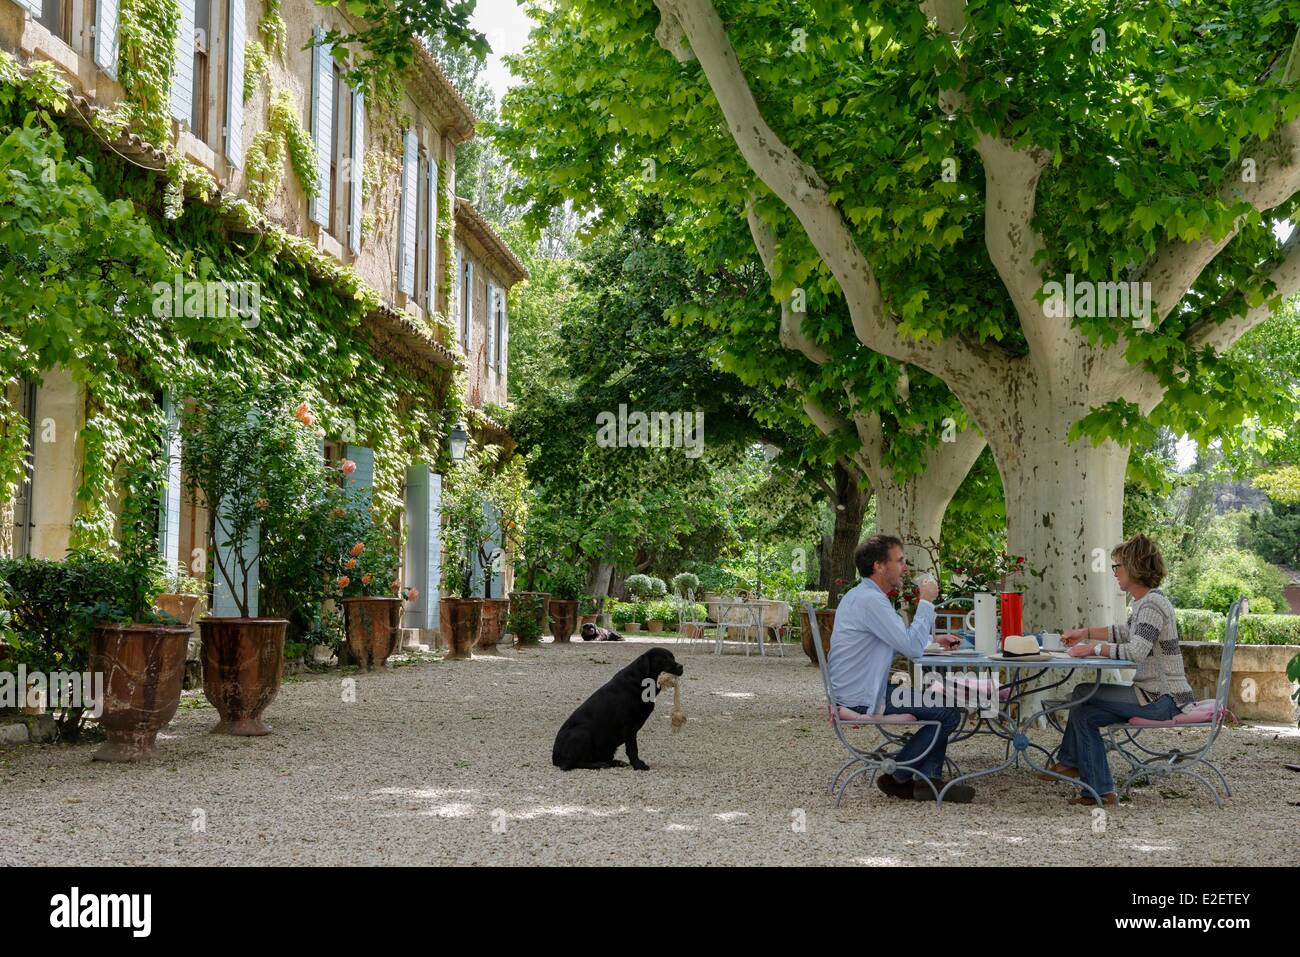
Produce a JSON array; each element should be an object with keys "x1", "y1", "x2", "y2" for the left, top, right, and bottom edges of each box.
[
  {"x1": 671, "y1": 572, "x2": 700, "y2": 595},
  {"x1": 1175, "y1": 609, "x2": 1300, "y2": 646}
]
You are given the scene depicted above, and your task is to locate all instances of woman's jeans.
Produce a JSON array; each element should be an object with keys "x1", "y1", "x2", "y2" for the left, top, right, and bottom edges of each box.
[{"x1": 1057, "y1": 684, "x2": 1180, "y2": 795}]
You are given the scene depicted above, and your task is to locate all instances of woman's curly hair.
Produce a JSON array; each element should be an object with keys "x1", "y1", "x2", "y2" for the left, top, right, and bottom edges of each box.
[{"x1": 1111, "y1": 534, "x2": 1167, "y2": 588}]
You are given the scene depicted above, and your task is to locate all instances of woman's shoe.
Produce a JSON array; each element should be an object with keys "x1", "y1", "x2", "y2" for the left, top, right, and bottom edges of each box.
[
  {"x1": 1068, "y1": 792, "x2": 1117, "y2": 806},
  {"x1": 1035, "y1": 762, "x2": 1079, "y2": 781}
]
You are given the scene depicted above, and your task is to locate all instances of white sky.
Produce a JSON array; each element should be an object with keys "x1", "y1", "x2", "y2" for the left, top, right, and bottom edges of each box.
[{"x1": 471, "y1": 0, "x2": 537, "y2": 103}]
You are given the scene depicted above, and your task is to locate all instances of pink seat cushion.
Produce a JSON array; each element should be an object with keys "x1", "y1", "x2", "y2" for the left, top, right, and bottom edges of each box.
[
  {"x1": 828, "y1": 704, "x2": 918, "y2": 724},
  {"x1": 1129, "y1": 698, "x2": 1217, "y2": 727}
]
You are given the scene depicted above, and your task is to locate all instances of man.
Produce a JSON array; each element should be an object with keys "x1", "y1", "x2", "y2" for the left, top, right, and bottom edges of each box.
[{"x1": 828, "y1": 535, "x2": 975, "y2": 803}]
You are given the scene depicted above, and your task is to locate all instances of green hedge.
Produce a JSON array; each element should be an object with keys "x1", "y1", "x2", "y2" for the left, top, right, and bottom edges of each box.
[{"x1": 1175, "y1": 609, "x2": 1300, "y2": 646}]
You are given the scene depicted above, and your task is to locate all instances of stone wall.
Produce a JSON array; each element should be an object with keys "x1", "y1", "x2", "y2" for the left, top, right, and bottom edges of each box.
[{"x1": 1181, "y1": 641, "x2": 1299, "y2": 724}]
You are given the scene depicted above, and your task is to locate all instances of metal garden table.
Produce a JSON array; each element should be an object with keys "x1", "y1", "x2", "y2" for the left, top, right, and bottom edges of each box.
[{"x1": 914, "y1": 651, "x2": 1137, "y2": 808}]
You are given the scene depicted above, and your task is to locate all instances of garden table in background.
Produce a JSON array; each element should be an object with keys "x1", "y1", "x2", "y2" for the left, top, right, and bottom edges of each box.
[{"x1": 914, "y1": 652, "x2": 1138, "y2": 808}]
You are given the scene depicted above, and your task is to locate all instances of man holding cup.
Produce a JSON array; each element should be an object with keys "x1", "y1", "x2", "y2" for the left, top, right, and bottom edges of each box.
[{"x1": 828, "y1": 535, "x2": 974, "y2": 803}]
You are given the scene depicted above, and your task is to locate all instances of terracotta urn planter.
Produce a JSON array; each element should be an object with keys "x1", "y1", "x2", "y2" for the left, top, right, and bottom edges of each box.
[
  {"x1": 478, "y1": 598, "x2": 510, "y2": 652},
  {"x1": 509, "y1": 592, "x2": 550, "y2": 645},
  {"x1": 646, "y1": 619, "x2": 664, "y2": 632},
  {"x1": 88, "y1": 622, "x2": 192, "y2": 761},
  {"x1": 155, "y1": 593, "x2": 202, "y2": 625},
  {"x1": 578, "y1": 613, "x2": 597, "y2": 627},
  {"x1": 441, "y1": 597, "x2": 483, "y2": 660},
  {"x1": 198, "y1": 618, "x2": 288, "y2": 735},
  {"x1": 342, "y1": 596, "x2": 403, "y2": 672},
  {"x1": 799, "y1": 608, "x2": 836, "y2": 666},
  {"x1": 548, "y1": 599, "x2": 580, "y2": 643}
]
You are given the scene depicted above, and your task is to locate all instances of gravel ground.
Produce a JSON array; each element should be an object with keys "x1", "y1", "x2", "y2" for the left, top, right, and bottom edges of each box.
[{"x1": 1, "y1": 638, "x2": 1297, "y2": 866}]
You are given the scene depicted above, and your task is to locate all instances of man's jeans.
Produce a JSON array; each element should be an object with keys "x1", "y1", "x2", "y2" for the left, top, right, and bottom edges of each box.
[
  {"x1": 844, "y1": 688, "x2": 962, "y2": 782},
  {"x1": 1057, "y1": 684, "x2": 1180, "y2": 795}
]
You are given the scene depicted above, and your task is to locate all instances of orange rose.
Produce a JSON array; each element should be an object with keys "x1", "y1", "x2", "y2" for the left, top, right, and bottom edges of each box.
[
  {"x1": 341, "y1": 459, "x2": 357, "y2": 476},
  {"x1": 407, "y1": 587, "x2": 419, "y2": 603},
  {"x1": 337, "y1": 576, "x2": 350, "y2": 589},
  {"x1": 350, "y1": 542, "x2": 365, "y2": 557},
  {"x1": 346, "y1": 558, "x2": 357, "y2": 569},
  {"x1": 361, "y1": 574, "x2": 372, "y2": 585}
]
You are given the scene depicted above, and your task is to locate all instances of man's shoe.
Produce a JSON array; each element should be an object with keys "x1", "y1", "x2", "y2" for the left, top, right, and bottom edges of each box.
[
  {"x1": 918, "y1": 779, "x2": 974, "y2": 803},
  {"x1": 876, "y1": 774, "x2": 913, "y2": 800},
  {"x1": 1035, "y1": 762, "x2": 1079, "y2": 782},
  {"x1": 1068, "y1": 792, "x2": 1117, "y2": 806}
]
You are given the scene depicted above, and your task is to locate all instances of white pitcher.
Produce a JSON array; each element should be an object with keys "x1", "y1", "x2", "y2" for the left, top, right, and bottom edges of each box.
[{"x1": 964, "y1": 593, "x2": 997, "y2": 655}]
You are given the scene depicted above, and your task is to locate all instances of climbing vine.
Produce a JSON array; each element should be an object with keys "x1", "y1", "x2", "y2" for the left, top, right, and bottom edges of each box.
[
  {"x1": 243, "y1": 39, "x2": 270, "y2": 104},
  {"x1": 115, "y1": 0, "x2": 179, "y2": 147},
  {"x1": 245, "y1": 90, "x2": 319, "y2": 209}
]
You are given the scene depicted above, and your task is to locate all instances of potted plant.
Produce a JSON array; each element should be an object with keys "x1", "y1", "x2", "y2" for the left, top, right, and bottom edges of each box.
[
  {"x1": 86, "y1": 463, "x2": 193, "y2": 761},
  {"x1": 671, "y1": 572, "x2": 700, "y2": 598},
  {"x1": 578, "y1": 595, "x2": 599, "y2": 627},
  {"x1": 645, "y1": 597, "x2": 676, "y2": 633},
  {"x1": 799, "y1": 588, "x2": 837, "y2": 667},
  {"x1": 508, "y1": 592, "x2": 546, "y2": 646},
  {"x1": 544, "y1": 565, "x2": 585, "y2": 643},
  {"x1": 179, "y1": 381, "x2": 311, "y2": 735},
  {"x1": 333, "y1": 508, "x2": 411, "y2": 673}
]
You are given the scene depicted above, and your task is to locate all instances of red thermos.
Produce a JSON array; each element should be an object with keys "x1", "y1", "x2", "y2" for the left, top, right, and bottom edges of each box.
[{"x1": 999, "y1": 592, "x2": 1023, "y2": 650}]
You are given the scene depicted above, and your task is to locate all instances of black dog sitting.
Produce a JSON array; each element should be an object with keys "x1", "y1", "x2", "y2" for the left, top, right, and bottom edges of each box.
[
  {"x1": 552, "y1": 648, "x2": 684, "y2": 771},
  {"x1": 579, "y1": 622, "x2": 624, "y2": 642}
]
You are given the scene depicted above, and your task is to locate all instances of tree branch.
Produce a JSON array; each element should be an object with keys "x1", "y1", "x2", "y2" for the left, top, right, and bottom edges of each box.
[
  {"x1": 922, "y1": 0, "x2": 1061, "y2": 372},
  {"x1": 1185, "y1": 230, "x2": 1300, "y2": 353},
  {"x1": 747, "y1": 198, "x2": 831, "y2": 364},
  {"x1": 654, "y1": 0, "x2": 997, "y2": 386}
]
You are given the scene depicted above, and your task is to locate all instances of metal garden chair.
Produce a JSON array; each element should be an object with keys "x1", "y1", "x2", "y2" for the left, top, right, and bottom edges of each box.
[
  {"x1": 804, "y1": 603, "x2": 944, "y2": 808},
  {"x1": 1105, "y1": 596, "x2": 1245, "y2": 807}
]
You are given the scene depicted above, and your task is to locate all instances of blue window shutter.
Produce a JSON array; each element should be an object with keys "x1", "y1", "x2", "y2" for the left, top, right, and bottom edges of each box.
[
  {"x1": 158, "y1": 395, "x2": 182, "y2": 572},
  {"x1": 170, "y1": 0, "x2": 196, "y2": 123},
  {"x1": 500, "y1": 293, "x2": 508, "y2": 377},
  {"x1": 344, "y1": 445, "x2": 375, "y2": 498},
  {"x1": 425, "y1": 158, "x2": 437, "y2": 310},
  {"x1": 310, "y1": 25, "x2": 332, "y2": 227},
  {"x1": 212, "y1": 503, "x2": 259, "y2": 617},
  {"x1": 225, "y1": 0, "x2": 245, "y2": 166},
  {"x1": 488, "y1": 503, "x2": 504, "y2": 599},
  {"x1": 398, "y1": 128, "x2": 417, "y2": 295},
  {"x1": 349, "y1": 88, "x2": 364, "y2": 255},
  {"x1": 453, "y1": 248, "x2": 463, "y2": 347},
  {"x1": 95, "y1": 0, "x2": 120, "y2": 80},
  {"x1": 465, "y1": 260, "x2": 474, "y2": 355},
  {"x1": 485, "y1": 281, "x2": 496, "y2": 373},
  {"x1": 402, "y1": 465, "x2": 441, "y2": 630}
]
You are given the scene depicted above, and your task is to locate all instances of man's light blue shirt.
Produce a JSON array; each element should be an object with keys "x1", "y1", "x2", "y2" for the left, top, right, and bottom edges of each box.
[{"x1": 828, "y1": 578, "x2": 936, "y2": 713}]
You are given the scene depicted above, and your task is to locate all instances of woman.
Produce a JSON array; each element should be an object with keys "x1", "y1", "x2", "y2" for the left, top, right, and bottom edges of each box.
[{"x1": 1047, "y1": 534, "x2": 1197, "y2": 805}]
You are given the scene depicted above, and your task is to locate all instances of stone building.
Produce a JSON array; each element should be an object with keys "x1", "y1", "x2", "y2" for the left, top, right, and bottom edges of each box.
[{"x1": 0, "y1": 0, "x2": 526, "y2": 645}]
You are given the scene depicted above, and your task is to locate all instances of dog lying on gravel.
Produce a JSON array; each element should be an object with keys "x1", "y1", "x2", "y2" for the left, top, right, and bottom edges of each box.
[
  {"x1": 552, "y1": 648, "x2": 684, "y2": 771},
  {"x1": 579, "y1": 622, "x2": 624, "y2": 642}
]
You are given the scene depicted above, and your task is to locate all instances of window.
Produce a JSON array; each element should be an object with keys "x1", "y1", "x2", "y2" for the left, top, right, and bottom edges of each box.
[
  {"x1": 328, "y1": 62, "x2": 343, "y2": 236},
  {"x1": 415, "y1": 145, "x2": 428, "y2": 305},
  {"x1": 37, "y1": 0, "x2": 72, "y2": 43},
  {"x1": 192, "y1": 0, "x2": 211, "y2": 141},
  {"x1": 494, "y1": 289, "x2": 504, "y2": 373},
  {"x1": 460, "y1": 257, "x2": 472, "y2": 351}
]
